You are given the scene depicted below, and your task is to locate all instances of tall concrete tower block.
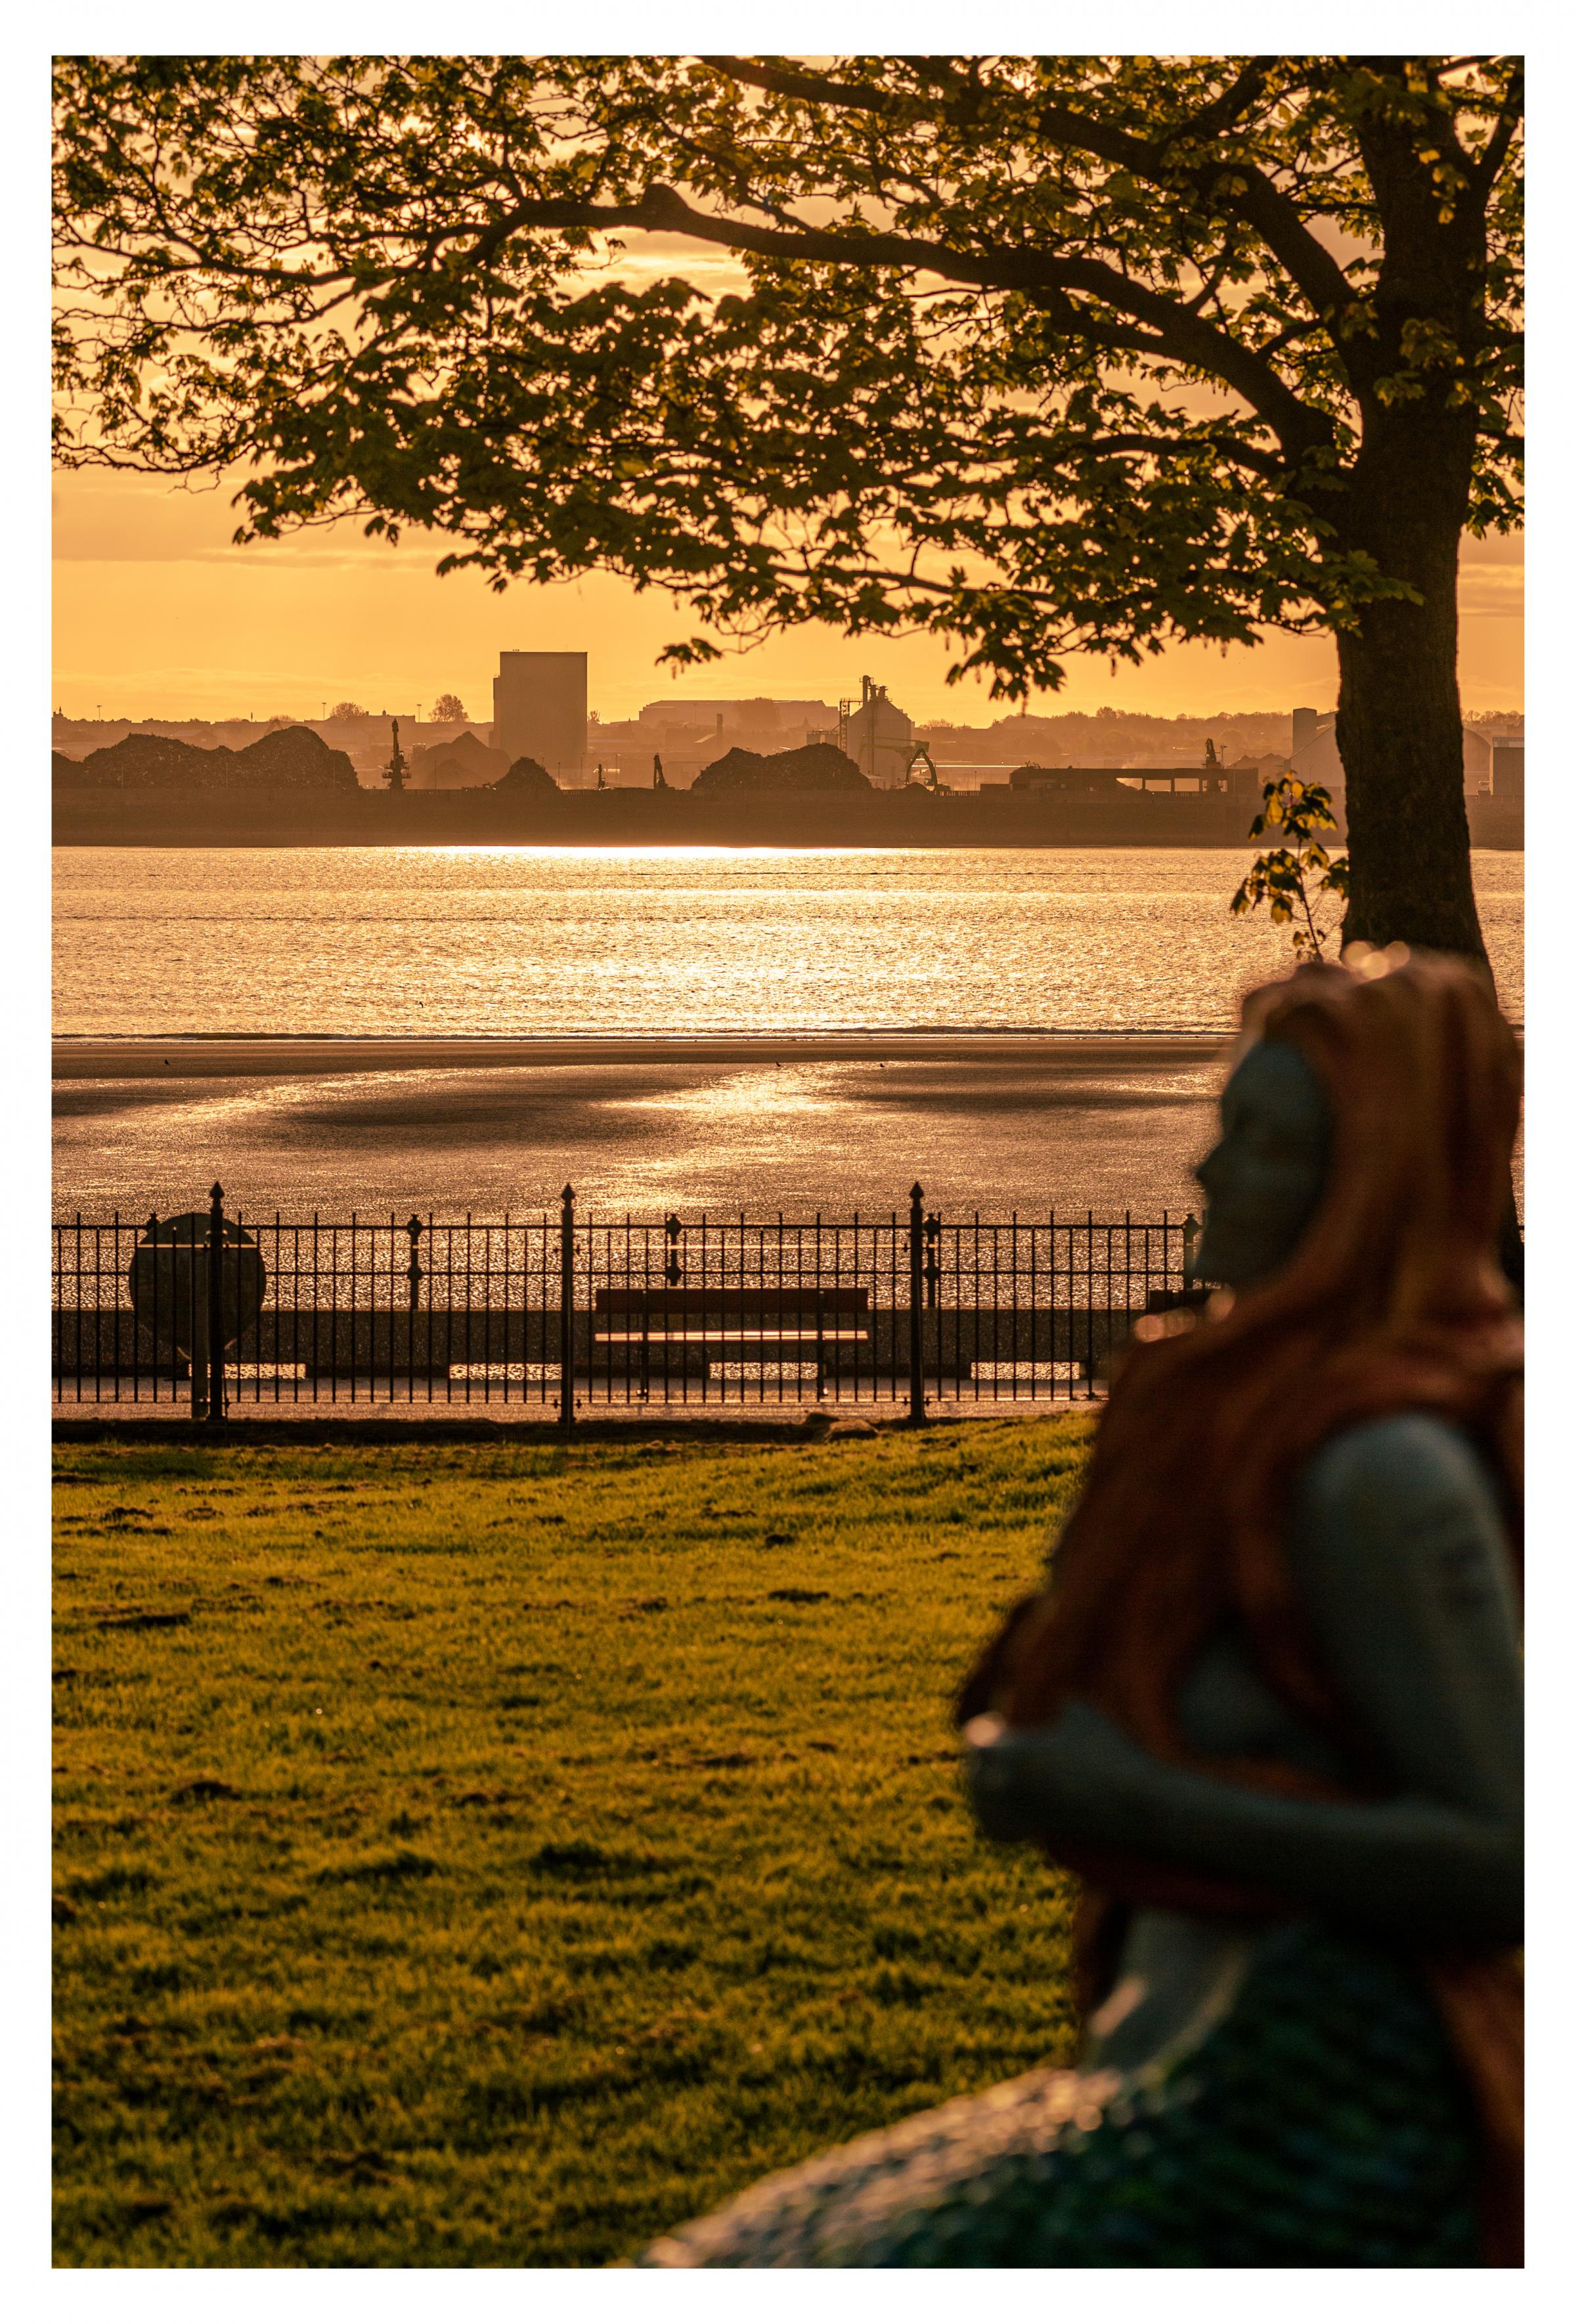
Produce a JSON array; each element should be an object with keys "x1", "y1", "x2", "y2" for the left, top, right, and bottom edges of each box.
[
  {"x1": 492, "y1": 653, "x2": 588, "y2": 781},
  {"x1": 1291, "y1": 705, "x2": 1319, "y2": 755}
]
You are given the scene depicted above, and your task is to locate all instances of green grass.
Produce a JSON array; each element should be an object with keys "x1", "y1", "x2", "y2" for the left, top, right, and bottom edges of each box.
[{"x1": 53, "y1": 1414, "x2": 1095, "y2": 2268}]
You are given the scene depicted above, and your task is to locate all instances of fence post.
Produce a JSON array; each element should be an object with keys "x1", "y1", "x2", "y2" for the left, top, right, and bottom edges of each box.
[
  {"x1": 206, "y1": 1181, "x2": 227, "y2": 1427},
  {"x1": 179, "y1": 1211, "x2": 202, "y2": 1422},
  {"x1": 908, "y1": 1182, "x2": 926, "y2": 1427},
  {"x1": 559, "y1": 1183, "x2": 576, "y2": 1430}
]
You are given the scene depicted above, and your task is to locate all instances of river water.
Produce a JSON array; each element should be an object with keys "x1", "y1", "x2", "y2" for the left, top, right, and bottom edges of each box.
[
  {"x1": 53, "y1": 845, "x2": 1523, "y2": 1037},
  {"x1": 53, "y1": 846, "x2": 1522, "y2": 1220}
]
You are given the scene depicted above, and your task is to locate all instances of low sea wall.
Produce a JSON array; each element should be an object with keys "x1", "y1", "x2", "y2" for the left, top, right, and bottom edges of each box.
[
  {"x1": 55, "y1": 1306, "x2": 1136, "y2": 1379},
  {"x1": 54, "y1": 783, "x2": 1263, "y2": 848},
  {"x1": 52, "y1": 1032, "x2": 1233, "y2": 1079},
  {"x1": 52, "y1": 782, "x2": 1521, "y2": 851}
]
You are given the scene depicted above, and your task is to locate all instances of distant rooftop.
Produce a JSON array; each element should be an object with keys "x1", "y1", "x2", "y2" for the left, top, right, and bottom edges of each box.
[{"x1": 635, "y1": 698, "x2": 837, "y2": 725}]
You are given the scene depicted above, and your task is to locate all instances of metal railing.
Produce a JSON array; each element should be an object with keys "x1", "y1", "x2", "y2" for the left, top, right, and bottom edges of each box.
[{"x1": 53, "y1": 1183, "x2": 1201, "y2": 1422}]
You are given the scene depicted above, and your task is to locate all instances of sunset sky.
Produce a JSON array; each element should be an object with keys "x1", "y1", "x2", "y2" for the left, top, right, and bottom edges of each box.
[{"x1": 53, "y1": 464, "x2": 1523, "y2": 728}]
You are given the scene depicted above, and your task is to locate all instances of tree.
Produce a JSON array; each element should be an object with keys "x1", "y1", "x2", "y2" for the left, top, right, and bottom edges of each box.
[
  {"x1": 328, "y1": 700, "x2": 368, "y2": 722},
  {"x1": 431, "y1": 692, "x2": 468, "y2": 724},
  {"x1": 1230, "y1": 776, "x2": 1350, "y2": 960},
  {"x1": 52, "y1": 55, "x2": 1521, "y2": 956}
]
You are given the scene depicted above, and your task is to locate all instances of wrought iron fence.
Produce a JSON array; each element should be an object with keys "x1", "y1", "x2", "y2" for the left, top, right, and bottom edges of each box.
[{"x1": 53, "y1": 1182, "x2": 1202, "y2": 1421}]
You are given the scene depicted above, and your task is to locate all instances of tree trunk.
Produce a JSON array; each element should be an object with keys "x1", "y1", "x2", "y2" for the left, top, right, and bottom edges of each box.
[{"x1": 1332, "y1": 439, "x2": 1488, "y2": 966}]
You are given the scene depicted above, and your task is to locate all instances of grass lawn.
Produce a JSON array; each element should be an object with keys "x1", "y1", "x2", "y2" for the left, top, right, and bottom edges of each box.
[{"x1": 53, "y1": 1414, "x2": 1095, "y2": 2268}]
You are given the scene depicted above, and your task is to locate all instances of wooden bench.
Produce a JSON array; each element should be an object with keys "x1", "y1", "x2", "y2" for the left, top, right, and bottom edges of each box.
[{"x1": 590, "y1": 1287, "x2": 871, "y2": 1374}]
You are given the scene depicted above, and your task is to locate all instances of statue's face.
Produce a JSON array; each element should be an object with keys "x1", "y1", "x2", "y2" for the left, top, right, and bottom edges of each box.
[{"x1": 1193, "y1": 1040, "x2": 1332, "y2": 1289}]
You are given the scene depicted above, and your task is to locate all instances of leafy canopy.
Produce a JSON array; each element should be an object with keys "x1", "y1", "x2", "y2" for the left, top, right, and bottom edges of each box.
[{"x1": 53, "y1": 55, "x2": 1522, "y2": 696}]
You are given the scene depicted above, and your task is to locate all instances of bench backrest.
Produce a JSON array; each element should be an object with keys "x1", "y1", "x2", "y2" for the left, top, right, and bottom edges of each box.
[{"x1": 591, "y1": 1287, "x2": 870, "y2": 1318}]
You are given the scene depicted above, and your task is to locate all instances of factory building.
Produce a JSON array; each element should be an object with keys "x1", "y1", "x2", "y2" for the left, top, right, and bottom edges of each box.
[
  {"x1": 843, "y1": 677, "x2": 915, "y2": 787},
  {"x1": 1490, "y1": 740, "x2": 1524, "y2": 800}
]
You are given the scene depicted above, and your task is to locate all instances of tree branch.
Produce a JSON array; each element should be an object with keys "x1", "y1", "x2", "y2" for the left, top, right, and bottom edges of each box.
[
  {"x1": 624, "y1": 182, "x2": 1324, "y2": 451},
  {"x1": 709, "y1": 56, "x2": 1359, "y2": 328},
  {"x1": 62, "y1": 177, "x2": 1328, "y2": 463},
  {"x1": 1470, "y1": 68, "x2": 1523, "y2": 196},
  {"x1": 1175, "y1": 59, "x2": 1274, "y2": 141}
]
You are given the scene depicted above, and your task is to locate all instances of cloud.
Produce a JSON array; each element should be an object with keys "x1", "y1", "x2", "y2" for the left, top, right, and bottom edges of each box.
[{"x1": 1458, "y1": 563, "x2": 1524, "y2": 620}]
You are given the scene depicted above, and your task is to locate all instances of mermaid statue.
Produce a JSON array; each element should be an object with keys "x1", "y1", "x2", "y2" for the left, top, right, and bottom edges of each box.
[{"x1": 638, "y1": 951, "x2": 1523, "y2": 2268}]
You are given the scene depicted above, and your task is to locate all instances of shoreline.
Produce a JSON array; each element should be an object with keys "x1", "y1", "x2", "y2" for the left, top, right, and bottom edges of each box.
[{"x1": 53, "y1": 1031, "x2": 1237, "y2": 1079}]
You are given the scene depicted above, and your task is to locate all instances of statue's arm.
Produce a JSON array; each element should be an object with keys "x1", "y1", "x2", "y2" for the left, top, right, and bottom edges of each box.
[
  {"x1": 1281, "y1": 1413, "x2": 1521, "y2": 1823},
  {"x1": 967, "y1": 1416, "x2": 1522, "y2": 1946}
]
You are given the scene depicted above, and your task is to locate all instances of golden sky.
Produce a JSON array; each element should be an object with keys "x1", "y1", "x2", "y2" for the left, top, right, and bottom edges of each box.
[{"x1": 52, "y1": 463, "x2": 1522, "y2": 727}]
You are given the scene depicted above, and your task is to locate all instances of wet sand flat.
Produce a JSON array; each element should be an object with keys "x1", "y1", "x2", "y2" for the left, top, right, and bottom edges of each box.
[{"x1": 53, "y1": 1055, "x2": 1229, "y2": 1224}]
